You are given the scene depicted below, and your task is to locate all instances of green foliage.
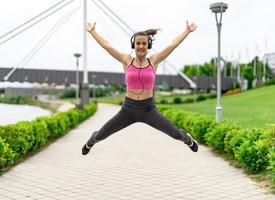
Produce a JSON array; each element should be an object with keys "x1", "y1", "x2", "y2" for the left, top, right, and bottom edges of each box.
[
  {"x1": 196, "y1": 95, "x2": 207, "y2": 102},
  {"x1": 185, "y1": 113, "x2": 216, "y2": 143},
  {"x1": 224, "y1": 129, "x2": 246, "y2": 155},
  {"x1": 269, "y1": 147, "x2": 275, "y2": 184},
  {"x1": 60, "y1": 89, "x2": 76, "y2": 98},
  {"x1": 205, "y1": 122, "x2": 240, "y2": 151},
  {"x1": 183, "y1": 97, "x2": 194, "y2": 104},
  {"x1": 65, "y1": 109, "x2": 80, "y2": 128},
  {"x1": 199, "y1": 63, "x2": 215, "y2": 76},
  {"x1": 265, "y1": 125, "x2": 275, "y2": 184},
  {"x1": 231, "y1": 128, "x2": 272, "y2": 173},
  {"x1": 0, "y1": 137, "x2": 15, "y2": 169},
  {"x1": 181, "y1": 56, "x2": 271, "y2": 91},
  {"x1": 0, "y1": 96, "x2": 32, "y2": 105},
  {"x1": 241, "y1": 64, "x2": 254, "y2": 89},
  {"x1": 182, "y1": 65, "x2": 199, "y2": 76},
  {"x1": 1, "y1": 122, "x2": 34, "y2": 159},
  {"x1": 160, "y1": 98, "x2": 169, "y2": 104},
  {"x1": 0, "y1": 102, "x2": 97, "y2": 172},
  {"x1": 29, "y1": 120, "x2": 49, "y2": 151},
  {"x1": 36, "y1": 116, "x2": 60, "y2": 139},
  {"x1": 265, "y1": 78, "x2": 275, "y2": 86},
  {"x1": 160, "y1": 106, "x2": 215, "y2": 143},
  {"x1": 206, "y1": 93, "x2": 217, "y2": 99},
  {"x1": 182, "y1": 62, "x2": 215, "y2": 76},
  {"x1": 173, "y1": 97, "x2": 182, "y2": 104},
  {"x1": 157, "y1": 105, "x2": 274, "y2": 182}
]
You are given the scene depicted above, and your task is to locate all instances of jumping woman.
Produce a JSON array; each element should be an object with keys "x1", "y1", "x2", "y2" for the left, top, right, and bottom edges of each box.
[{"x1": 82, "y1": 21, "x2": 198, "y2": 155}]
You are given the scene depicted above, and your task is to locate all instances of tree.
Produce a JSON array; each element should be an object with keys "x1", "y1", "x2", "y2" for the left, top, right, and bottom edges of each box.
[
  {"x1": 241, "y1": 64, "x2": 254, "y2": 89},
  {"x1": 183, "y1": 65, "x2": 198, "y2": 76},
  {"x1": 182, "y1": 61, "x2": 216, "y2": 76},
  {"x1": 199, "y1": 62, "x2": 215, "y2": 76}
]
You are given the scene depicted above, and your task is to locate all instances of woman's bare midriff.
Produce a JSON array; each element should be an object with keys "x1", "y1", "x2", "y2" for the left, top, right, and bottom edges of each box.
[{"x1": 125, "y1": 89, "x2": 153, "y2": 100}]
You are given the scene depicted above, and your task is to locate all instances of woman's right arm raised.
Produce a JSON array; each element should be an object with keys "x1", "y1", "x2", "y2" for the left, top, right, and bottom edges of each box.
[{"x1": 86, "y1": 22, "x2": 129, "y2": 65}]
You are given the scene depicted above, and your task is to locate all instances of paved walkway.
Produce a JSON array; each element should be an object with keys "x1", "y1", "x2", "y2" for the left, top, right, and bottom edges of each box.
[{"x1": 0, "y1": 103, "x2": 274, "y2": 200}]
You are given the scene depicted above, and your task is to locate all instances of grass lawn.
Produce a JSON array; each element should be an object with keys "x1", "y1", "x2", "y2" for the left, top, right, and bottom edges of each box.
[{"x1": 169, "y1": 85, "x2": 275, "y2": 129}]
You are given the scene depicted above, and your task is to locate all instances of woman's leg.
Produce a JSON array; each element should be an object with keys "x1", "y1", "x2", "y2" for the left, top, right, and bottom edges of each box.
[
  {"x1": 94, "y1": 107, "x2": 135, "y2": 141},
  {"x1": 82, "y1": 106, "x2": 135, "y2": 155},
  {"x1": 143, "y1": 106, "x2": 198, "y2": 152}
]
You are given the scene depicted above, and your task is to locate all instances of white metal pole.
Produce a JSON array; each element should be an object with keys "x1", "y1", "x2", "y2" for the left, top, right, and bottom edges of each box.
[
  {"x1": 80, "y1": 0, "x2": 90, "y2": 106},
  {"x1": 83, "y1": 0, "x2": 87, "y2": 84},
  {"x1": 76, "y1": 58, "x2": 79, "y2": 103},
  {"x1": 216, "y1": 13, "x2": 222, "y2": 123}
]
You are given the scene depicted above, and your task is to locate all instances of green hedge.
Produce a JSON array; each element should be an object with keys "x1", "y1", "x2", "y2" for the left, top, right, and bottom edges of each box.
[
  {"x1": 157, "y1": 105, "x2": 275, "y2": 185},
  {"x1": 0, "y1": 96, "x2": 31, "y2": 104},
  {"x1": 0, "y1": 102, "x2": 97, "y2": 173},
  {"x1": 269, "y1": 147, "x2": 275, "y2": 184}
]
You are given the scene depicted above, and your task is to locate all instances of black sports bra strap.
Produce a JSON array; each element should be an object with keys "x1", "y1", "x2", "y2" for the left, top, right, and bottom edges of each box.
[
  {"x1": 147, "y1": 58, "x2": 151, "y2": 65},
  {"x1": 130, "y1": 58, "x2": 135, "y2": 65}
]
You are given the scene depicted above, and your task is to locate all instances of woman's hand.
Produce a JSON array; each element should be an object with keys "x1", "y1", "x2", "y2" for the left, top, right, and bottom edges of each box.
[
  {"x1": 186, "y1": 21, "x2": 197, "y2": 33},
  {"x1": 86, "y1": 22, "x2": 96, "y2": 33}
]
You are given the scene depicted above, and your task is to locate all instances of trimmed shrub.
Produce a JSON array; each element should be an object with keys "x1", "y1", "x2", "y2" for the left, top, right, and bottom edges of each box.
[
  {"x1": 224, "y1": 129, "x2": 244, "y2": 156},
  {"x1": 31, "y1": 120, "x2": 49, "y2": 151},
  {"x1": 157, "y1": 106, "x2": 275, "y2": 177},
  {"x1": 173, "y1": 97, "x2": 182, "y2": 104},
  {"x1": 265, "y1": 125, "x2": 275, "y2": 184},
  {"x1": 206, "y1": 93, "x2": 217, "y2": 99},
  {"x1": 265, "y1": 78, "x2": 275, "y2": 86},
  {"x1": 189, "y1": 114, "x2": 216, "y2": 143},
  {"x1": 205, "y1": 122, "x2": 239, "y2": 152},
  {"x1": 183, "y1": 97, "x2": 194, "y2": 104},
  {"x1": 268, "y1": 147, "x2": 275, "y2": 184},
  {"x1": 0, "y1": 137, "x2": 15, "y2": 169},
  {"x1": 0, "y1": 122, "x2": 33, "y2": 160},
  {"x1": 196, "y1": 95, "x2": 207, "y2": 102},
  {"x1": 66, "y1": 109, "x2": 81, "y2": 128},
  {"x1": 36, "y1": 116, "x2": 60, "y2": 139},
  {"x1": 234, "y1": 128, "x2": 267, "y2": 173},
  {"x1": 0, "y1": 102, "x2": 97, "y2": 172},
  {"x1": 159, "y1": 98, "x2": 169, "y2": 104}
]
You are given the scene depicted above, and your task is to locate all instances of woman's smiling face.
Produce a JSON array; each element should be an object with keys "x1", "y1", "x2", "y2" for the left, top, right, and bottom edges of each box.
[{"x1": 134, "y1": 35, "x2": 149, "y2": 56}]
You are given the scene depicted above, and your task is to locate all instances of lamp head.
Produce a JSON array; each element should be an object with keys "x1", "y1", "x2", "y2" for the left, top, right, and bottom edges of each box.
[
  {"x1": 74, "y1": 53, "x2": 82, "y2": 58},
  {"x1": 210, "y1": 2, "x2": 228, "y2": 13}
]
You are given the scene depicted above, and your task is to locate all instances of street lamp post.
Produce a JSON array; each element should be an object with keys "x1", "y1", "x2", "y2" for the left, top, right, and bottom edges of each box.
[
  {"x1": 80, "y1": 0, "x2": 89, "y2": 108},
  {"x1": 92, "y1": 74, "x2": 96, "y2": 102},
  {"x1": 74, "y1": 53, "x2": 82, "y2": 104},
  {"x1": 210, "y1": 2, "x2": 228, "y2": 123}
]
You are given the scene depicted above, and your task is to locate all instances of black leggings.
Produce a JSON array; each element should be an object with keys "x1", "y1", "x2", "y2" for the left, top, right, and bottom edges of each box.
[{"x1": 93, "y1": 96, "x2": 190, "y2": 143}]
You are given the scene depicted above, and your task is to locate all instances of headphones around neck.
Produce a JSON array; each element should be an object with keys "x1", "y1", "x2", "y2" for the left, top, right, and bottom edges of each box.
[{"x1": 130, "y1": 33, "x2": 152, "y2": 49}]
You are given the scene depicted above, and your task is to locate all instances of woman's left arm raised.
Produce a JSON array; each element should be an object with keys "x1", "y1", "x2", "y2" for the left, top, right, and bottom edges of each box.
[{"x1": 151, "y1": 21, "x2": 197, "y2": 66}]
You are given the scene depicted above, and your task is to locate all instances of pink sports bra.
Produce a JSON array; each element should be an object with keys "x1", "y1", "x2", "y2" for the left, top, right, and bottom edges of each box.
[{"x1": 125, "y1": 58, "x2": 155, "y2": 90}]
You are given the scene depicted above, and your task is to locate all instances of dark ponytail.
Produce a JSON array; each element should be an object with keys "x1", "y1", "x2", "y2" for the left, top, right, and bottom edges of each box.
[
  {"x1": 130, "y1": 28, "x2": 159, "y2": 49},
  {"x1": 144, "y1": 29, "x2": 158, "y2": 37}
]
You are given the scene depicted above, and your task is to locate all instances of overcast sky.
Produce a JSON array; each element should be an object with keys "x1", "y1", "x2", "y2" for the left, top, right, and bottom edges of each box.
[{"x1": 0, "y1": 0, "x2": 274, "y2": 75}]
